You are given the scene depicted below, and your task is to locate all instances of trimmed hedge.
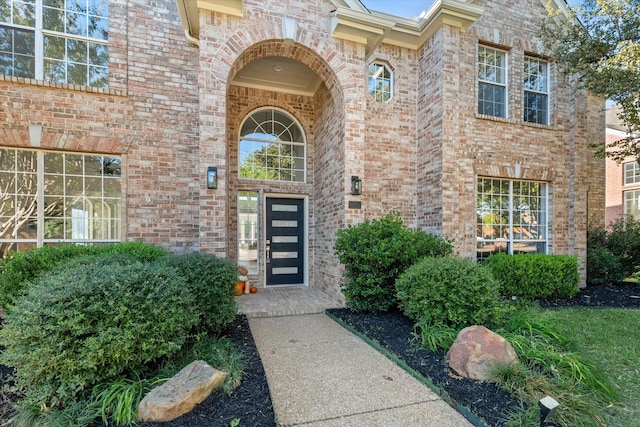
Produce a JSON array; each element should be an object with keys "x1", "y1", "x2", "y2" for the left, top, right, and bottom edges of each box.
[
  {"x1": 160, "y1": 252, "x2": 238, "y2": 335},
  {"x1": 0, "y1": 242, "x2": 166, "y2": 310},
  {"x1": 396, "y1": 256, "x2": 501, "y2": 328},
  {"x1": 483, "y1": 253, "x2": 579, "y2": 300},
  {"x1": 334, "y1": 212, "x2": 453, "y2": 312},
  {"x1": 0, "y1": 260, "x2": 196, "y2": 406}
]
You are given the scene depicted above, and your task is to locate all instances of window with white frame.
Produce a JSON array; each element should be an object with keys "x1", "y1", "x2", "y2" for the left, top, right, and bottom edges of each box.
[
  {"x1": 477, "y1": 177, "x2": 548, "y2": 261},
  {"x1": 624, "y1": 161, "x2": 640, "y2": 185},
  {"x1": 524, "y1": 57, "x2": 549, "y2": 125},
  {"x1": 239, "y1": 108, "x2": 306, "y2": 182},
  {"x1": 238, "y1": 191, "x2": 258, "y2": 274},
  {"x1": 0, "y1": 148, "x2": 121, "y2": 258},
  {"x1": 0, "y1": 0, "x2": 109, "y2": 87},
  {"x1": 478, "y1": 45, "x2": 507, "y2": 118},
  {"x1": 624, "y1": 189, "x2": 640, "y2": 219},
  {"x1": 368, "y1": 62, "x2": 392, "y2": 103}
]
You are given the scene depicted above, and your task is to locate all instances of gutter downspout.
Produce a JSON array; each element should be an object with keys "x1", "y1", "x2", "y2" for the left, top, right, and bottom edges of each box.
[{"x1": 184, "y1": 29, "x2": 200, "y2": 47}]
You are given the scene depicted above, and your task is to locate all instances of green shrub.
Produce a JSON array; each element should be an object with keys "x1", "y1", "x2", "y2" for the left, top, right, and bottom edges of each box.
[
  {"x1": 587, "y1": 248, "x2": 624, "y2": 286},
  {"x1": 161, "y1": 252, "x2": 238, "y2": 334},
  {"x1": 0, "y1": 244, "x2": 98, "y2": 309},
  {"x1": 606, "y1": 215, "x2": 640, "y2": 277},
  {"x1": 396, "y1": 256, "x2": 501, "y2": 328},
  {"x1": 334, "y1": 212, "x2": 453, "y2": 312},
  {"x1": 98, "y1": 241, "x2": 167, "y2": 263},
  {"x1": 0, "y1": 260, "x2": 196, "y2": 407},
  {"x1": 483, "y1": 253, "x2": 579, "y2": 300},
  {"x1": 0, "y1": 242, "x2": 166, "y2": 310}
]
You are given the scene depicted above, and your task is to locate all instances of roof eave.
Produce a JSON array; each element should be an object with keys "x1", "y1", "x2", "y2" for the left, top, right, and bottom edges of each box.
[
  {"x1": 330, "y1": 0, "x2": 483, "y2": 55},
  {"x1": 175, "y1": 0, "x2": 243, "y2": 41}
]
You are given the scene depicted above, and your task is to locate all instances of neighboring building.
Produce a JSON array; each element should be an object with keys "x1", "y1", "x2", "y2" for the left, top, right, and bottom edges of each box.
[
  {"x1": 605, "y1": 105, "x2": 639, "y2": 224},
  {"x1": 0, "y1": 0, "x2": 605, "y2": 300}
]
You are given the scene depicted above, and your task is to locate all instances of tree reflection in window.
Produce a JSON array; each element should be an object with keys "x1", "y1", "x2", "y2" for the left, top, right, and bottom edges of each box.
[
  {"x1": 0, "y1": 148, "x2": 121, "y2": 257},
  {"x1": 239, "y1": 108, "x2": 305, "y2": 182}
]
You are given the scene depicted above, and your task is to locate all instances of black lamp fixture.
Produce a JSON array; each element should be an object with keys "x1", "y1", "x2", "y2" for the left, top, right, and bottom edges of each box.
[
  {"x1": 351, "y1": 175, "x2": 362, "y2": 195},
  {"x1": 207, "y1": 166, "x2": 218, "y2": 189}
]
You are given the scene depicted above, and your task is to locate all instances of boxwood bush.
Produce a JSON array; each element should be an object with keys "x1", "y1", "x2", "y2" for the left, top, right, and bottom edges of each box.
[
  {"x1": 0, "y1": 242, "x2": 166, "y2": 310},
  {"x1": 483, "y1": 253, "x2": 579, "y2": 300},
  {"x1": 334, "y1": 212, "x2": 453, "y2": 312},
  {"x1": 396, "y1": 256, "x2": 501, "y2": 327},
  {"x1": 0, "y1": 259, "x2": 196, "y2": 407},
  {"x1": 161, "y1": 252, "x2": 238, "y2": 334}
]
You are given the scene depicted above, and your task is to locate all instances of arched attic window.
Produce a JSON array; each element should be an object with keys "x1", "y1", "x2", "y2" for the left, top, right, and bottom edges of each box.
[
  {"x1": 238, "y1": 108, "x2": 306, "y2": 182},
  {"x1": 368, "y1": 62, "x2": 393, "y2": 103}
]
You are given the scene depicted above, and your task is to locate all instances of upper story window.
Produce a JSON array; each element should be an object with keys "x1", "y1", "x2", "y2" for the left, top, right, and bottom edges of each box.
[
  {"x1": 523, "y1": 57, "x2": 549, "y2": 125},
  {"x1": 0, "y1": 0, "x2": 109, "y2": 88},
  {"x1": 624, "y1": 161, "x2": 640, "y2": 185},
  {"x1": 239, "y1": 108, "x2": 306, "y2": 183},
  {"x1": 478, "y1": 45, "x2": 507, "y2": 118},
  {"x1": 368, "y1": 62, "x2": 392, "y2": 103}
]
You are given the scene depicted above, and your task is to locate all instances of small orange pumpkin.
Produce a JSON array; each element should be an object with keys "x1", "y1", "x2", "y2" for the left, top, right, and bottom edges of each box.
[
  {"x1": 233, "y1": 282, "x2": 244, "y2": 296},
  {"x1": 250, "y1": 286, "x2": 258, "y2": 293}
]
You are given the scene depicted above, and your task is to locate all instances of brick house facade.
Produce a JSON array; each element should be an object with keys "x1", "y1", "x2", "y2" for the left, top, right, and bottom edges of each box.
[
  {"x1": 0, "y1": 0, "x2": 604, "y2": 301},
  {"x1": 605, "y1": 106, "x2": 639, "y2": 225}
]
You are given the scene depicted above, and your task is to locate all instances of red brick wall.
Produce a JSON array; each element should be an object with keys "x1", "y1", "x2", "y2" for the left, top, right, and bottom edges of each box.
[{"x1": 1, "y1": 0, "x2": 604, "y2": 292}]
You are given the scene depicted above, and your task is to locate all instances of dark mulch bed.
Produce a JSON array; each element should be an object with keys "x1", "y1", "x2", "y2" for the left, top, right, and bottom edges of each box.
[
  {"x1": 2, "y1": 283, "x2": 638, "y2": 426},
  {"x1": 135, "y1": 315, "x2": 276, "y2": 427},
  {"x1": 328, "y1": 282, "x2": 640, "y2": 427},
  {"x1": 539, "y1": 282, "x2": 640, "y2": 308},
  {"x1": 0, "y1": 315, "x2": 276, "y2": 427}
]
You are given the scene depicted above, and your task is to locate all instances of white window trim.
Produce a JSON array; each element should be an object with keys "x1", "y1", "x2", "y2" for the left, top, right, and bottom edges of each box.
[
  {"x1": 478, "y1": 45, "x2": 508, "y2": 118},
  {"x1": 623, "y1": 161, "x2": 640, "y2": 186},
  {"x1": 368, "y1": 61, "x2": 394, "y2": 103},
  {"x1": 477, "y1": 178, "x2": 548, "y2": 259},
  {"x1": 624, "y1": 189, "x2": 640, "y2": 218},
  {"x1": 2, "y1": 0, "x2": 109, "y2": 86},
  {"x1": 238, "y1": 107, "x2": 307, "y2": 183},
  {"x1": 523, "y1": 56, "x2": 549, "y2": 125},
  {"x1": 0, "y1": 148, "x2": 121, "y2": 251}
]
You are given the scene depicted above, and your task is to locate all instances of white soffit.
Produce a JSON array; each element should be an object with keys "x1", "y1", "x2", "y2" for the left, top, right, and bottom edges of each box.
[
  {"x1": 176, "y1": 0, "x2": 243, "y2": 38},
  {"x1": 330, "y1": 0, "x2": 483, "y2": 55}
]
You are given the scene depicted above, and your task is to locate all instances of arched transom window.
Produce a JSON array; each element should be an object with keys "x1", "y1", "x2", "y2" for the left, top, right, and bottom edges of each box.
[{"x1": 239, "y1": 108, "x2": 306, "y2": 182}]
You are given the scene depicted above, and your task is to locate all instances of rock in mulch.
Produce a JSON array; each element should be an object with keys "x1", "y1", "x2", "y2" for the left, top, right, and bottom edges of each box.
[
  {"x1": 138, "y1": 360, "x2": 227, "y2": 422},
  {"x1": 446, "y1": 325, "x2": 519, "y2": 382}
]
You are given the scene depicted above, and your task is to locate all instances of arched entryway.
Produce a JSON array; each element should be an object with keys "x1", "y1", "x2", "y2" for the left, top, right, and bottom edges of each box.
[{"x1": 225, "y1": 41, "x2": 346, "y2": 295}]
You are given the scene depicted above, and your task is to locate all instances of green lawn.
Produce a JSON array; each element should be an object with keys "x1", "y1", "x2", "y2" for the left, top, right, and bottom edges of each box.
[{"x1": 543, "y1": 308, "x2": 640, "y2": 427}]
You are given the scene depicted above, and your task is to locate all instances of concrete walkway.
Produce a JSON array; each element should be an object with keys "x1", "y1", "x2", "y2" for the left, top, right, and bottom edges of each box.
[{"x1": 249, "y1": 313, "x2": 473, "y2": 427}]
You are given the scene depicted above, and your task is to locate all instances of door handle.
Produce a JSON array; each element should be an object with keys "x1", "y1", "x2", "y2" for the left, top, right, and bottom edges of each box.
[{"x1": 266, "y1": 240, "x2": 271, "y2": 262}]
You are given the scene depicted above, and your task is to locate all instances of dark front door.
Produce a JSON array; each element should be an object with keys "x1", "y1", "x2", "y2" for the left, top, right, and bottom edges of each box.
[{"x1": 266, "y1": 197, "x2": 305, "y2": 286}]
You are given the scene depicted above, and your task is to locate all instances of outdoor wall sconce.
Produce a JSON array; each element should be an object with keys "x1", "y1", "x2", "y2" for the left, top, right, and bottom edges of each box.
[
  {"x1": 351, "y1": 175, "x2": 362, "y2": 195},
  {"x1": 207, "y1": 166, "x2": 218, "y2": 189}
]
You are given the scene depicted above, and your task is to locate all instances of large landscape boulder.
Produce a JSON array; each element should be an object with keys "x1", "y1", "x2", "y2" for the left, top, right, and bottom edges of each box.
[
  {"x1": 445, "y1": 325, "x2": 519, "y2": 381},
  {"x1": 138, "y1": 360, "x2": 227, "y2": 422}
]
